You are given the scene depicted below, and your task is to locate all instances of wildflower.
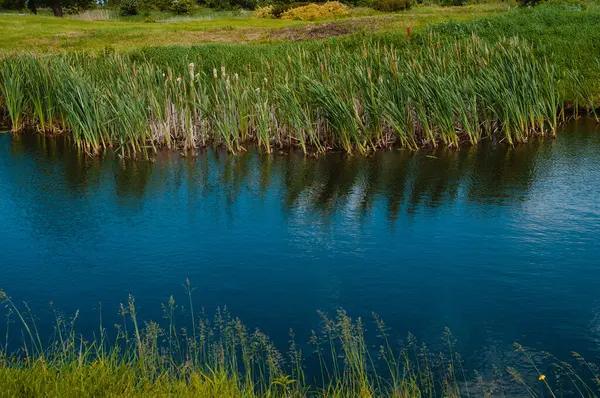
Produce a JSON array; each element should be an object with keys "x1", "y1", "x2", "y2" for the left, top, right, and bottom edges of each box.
[
  {"x1": 221, "y1": 66, "x2": 226, "y2": 77},
  {"x1": 213, "y1": 68, "x2": 217, "y2": 79},
  {"x1": 539, "y1": 375, "x2": 546, "y2": 381}
]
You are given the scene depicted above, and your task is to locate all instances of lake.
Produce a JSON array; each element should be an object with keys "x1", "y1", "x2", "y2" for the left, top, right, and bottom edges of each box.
[{"x1": 1, "y1": 119, "x2": 599, "y2": 387}]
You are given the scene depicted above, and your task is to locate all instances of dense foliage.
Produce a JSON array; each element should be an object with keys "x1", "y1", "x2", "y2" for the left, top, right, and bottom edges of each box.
[
  {"x1": 118, "y1": 0, "x2": 140, "y2": 14},
  {"x1": 169, "y1": 0, "x2": 193, "y2": 13},
  {"x1": 372, "y1": 0, "x2": 411, "y2": 12}
]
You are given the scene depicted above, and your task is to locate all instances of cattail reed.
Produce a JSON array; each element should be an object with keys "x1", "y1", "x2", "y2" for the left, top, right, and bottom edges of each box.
[{"x1": 0, "y1": 35, "x2": 584, "y2": 159}]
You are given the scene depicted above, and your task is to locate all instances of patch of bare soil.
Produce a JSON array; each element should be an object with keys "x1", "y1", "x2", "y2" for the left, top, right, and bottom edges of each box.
[
  {"x1": 268, "y1": 22, "x2": 359, "y2": 41},
  {"x1": 158, "y1": 16, "x2": 401, "y2": 45}
]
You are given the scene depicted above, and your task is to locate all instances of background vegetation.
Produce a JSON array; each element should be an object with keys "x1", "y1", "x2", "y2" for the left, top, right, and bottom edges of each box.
[
  {"x1": 0, "y1": 3, "x2": 508, "y2": 52},
  {"x1": 0, "y1": 0, "x2": 514, "y2": 17}
]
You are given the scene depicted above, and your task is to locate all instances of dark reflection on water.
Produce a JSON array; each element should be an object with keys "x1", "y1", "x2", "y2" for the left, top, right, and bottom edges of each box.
[
  {"x1": 1, "y1": 132, "x2": 554, "y2": 222},
  {"x1": 1, "y1": 120, "x2": 600, "y2": 385}
]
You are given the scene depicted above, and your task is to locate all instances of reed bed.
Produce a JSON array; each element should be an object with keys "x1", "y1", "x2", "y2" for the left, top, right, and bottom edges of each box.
[
  {"x1": 0, "y1": 35, "x2": 562, "y2": 158},
  {"x1": 1, "y1": 285, "x2": 600, "y2": 397}
]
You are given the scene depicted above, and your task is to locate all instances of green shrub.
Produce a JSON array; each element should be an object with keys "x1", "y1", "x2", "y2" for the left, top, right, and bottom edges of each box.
[
  {"x1": 372, "y1": 0, "x2": 411, "y2": 12},
  {"x1": 63, "y1": 1, "x2": 96, "y2": 14},
  {"x1": 271, "y1": 3, "x2": 290, "y2": 17},
  {"x1": 231, "y1": 0, "x2": 257, "y2": 9},
  {"x1": 119, "y1": 0, "x2": 140, "y2": 15},
  {"x1": 170, "y1": 0, "x2": 193, "y2": 13},
  {"x1": 152, "y1": 0, "x2": 172, "y2": 11},
  {"x1": 205, "y1": 0, "x2": 229, "y2": 9}
]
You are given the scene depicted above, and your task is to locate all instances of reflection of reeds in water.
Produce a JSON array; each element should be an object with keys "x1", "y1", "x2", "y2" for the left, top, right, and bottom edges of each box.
[
  {"x1": 0, "y1": 284, "x2": 598, "y2": 397},
  {"x1": 6, "y1": 131, "x2": 548, "y2": 225},
  {"x1": 0, "y1": 35, "x2": 564, "y2": 158}
]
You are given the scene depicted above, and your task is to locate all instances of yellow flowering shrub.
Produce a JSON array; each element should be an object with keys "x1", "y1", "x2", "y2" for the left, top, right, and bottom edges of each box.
[
  {"x1": 281, "y1": 1, "x2": 349, "y2": 21},
  {"x1": 254, "y1": 5, "x2": 275, "y2": 18}
]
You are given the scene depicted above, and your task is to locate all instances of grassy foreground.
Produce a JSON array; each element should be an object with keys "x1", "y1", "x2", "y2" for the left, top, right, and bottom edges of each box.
[{"x1": 2, "y1": 285, "x2": 600, "y2": 397}]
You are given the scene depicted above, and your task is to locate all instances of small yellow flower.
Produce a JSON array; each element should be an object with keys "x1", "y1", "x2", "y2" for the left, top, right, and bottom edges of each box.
[{"x1": 539, "y1": 375, "x2": 546, "y2": 381}]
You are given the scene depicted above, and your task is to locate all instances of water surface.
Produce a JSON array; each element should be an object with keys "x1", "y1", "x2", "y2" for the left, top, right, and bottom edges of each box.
[{"x1": 1, "y1": 120, "x2": 600, "y2": 383}]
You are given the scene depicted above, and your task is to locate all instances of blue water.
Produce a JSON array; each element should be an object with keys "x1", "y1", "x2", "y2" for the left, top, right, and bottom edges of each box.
[{"x1": 1, "y1": 120, "x2": 600, "y2": 384}]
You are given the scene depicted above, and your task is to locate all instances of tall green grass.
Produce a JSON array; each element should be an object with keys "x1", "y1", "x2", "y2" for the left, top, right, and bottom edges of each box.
[
  {"x1": 0, "y1": 34, "x2": 570, "y2": 157},
  {"x1": 427, "y1": 3, "x2": 600, "y2": 107},
  {"x1": 1, "y1": 284, "x2": 600, "y2": 397}
]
